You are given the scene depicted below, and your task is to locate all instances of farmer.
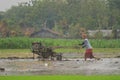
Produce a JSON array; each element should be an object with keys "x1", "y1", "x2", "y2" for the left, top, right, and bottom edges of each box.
[{"x1": 80, "y1": 33, "x2": 99, "y2": 61}]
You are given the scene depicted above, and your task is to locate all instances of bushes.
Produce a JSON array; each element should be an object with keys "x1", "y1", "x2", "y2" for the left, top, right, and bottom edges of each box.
[{"x1": 0, "y1": 37, "x2": 120, "y2": 49}]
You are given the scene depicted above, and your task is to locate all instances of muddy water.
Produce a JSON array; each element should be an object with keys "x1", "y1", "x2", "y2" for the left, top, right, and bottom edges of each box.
[{"x1": 0, "y1": 58, "x2": 120, "y2": 75}]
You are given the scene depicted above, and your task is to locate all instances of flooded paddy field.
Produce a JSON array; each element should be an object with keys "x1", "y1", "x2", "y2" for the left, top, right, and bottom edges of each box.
[{"x1": 0, "y1": 53, "x2": 120, "y2": 75}]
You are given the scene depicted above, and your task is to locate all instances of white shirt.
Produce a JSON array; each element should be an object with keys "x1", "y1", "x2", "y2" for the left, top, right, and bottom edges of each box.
[{"x1": 82, "y1": 38, "x2": 92, "y2": 49}]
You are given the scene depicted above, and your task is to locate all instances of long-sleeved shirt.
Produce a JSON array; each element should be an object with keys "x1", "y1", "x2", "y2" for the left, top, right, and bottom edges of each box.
[{"x1": 81, "y1": 38, "x2": 92, "y2": 49}]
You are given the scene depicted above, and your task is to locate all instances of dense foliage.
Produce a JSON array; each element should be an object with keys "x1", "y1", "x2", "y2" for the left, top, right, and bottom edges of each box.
[
  {"x1": 0, "y1": 37, "x2": 120, "y2": 49},
  {"x1": 0, "y1": 0, "x2": 120, "y2": 38}
]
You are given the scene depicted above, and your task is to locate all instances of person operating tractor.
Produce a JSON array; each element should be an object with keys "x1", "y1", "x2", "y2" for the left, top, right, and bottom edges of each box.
[{"x1": 80, "y1": 33, "x2": 100, "y2": 61}]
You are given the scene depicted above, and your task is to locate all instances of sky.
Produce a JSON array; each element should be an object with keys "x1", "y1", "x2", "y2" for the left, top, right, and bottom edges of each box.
[{"x1": 0, "y1": 0, "x2": 30, "y2": 11}]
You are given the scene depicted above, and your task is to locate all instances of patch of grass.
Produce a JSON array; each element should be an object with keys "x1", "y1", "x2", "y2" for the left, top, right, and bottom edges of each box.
[
  {"x1": 54, "y1": 48, "x2": 84, "y2": 53},
  {"x1": 93, "y1": 48, "x2": 120, "y2": 53},
  {"x1": 0, "y1": 75, "x2": 120, "y2": 80},
  {"x1": 0, "y1": 48, "x2": 119, "y2": 58},
  {"x1": 55, "y1": 48, "x2": 120, "y2": 53},
  {"x1": 0, "y1": 49, "x2": 32, "y2": 58}
]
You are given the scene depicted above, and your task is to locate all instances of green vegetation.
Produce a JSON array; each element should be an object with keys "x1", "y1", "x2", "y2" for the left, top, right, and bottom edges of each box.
[
  {"x1": 0, "y1": 37, "x2": 120, "y2": 49},
  {"x1": 0, "y1": 75, "x2": 120, "y2": 80}
]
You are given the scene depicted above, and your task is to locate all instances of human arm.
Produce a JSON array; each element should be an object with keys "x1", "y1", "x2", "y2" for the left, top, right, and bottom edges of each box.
[{"x1": 79, "y1": 40, "x2": 87, "y2": 48}]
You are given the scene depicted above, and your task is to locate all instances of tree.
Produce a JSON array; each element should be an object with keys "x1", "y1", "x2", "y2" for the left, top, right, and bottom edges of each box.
[
  {"x1": 107, "y1": 0, "x2": 120, "y2": 28},
  {"x1": 0, "y1": 21, "x2": 9, "y2": 37},
  {"x1": 1, "y1": 0, "x2": 120, "y2": 38}
]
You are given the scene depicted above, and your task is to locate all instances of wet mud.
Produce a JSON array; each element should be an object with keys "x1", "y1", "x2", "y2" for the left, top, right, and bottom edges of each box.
[{"x1": 0, "y1": 53, "x2": 120, "y2": 75}]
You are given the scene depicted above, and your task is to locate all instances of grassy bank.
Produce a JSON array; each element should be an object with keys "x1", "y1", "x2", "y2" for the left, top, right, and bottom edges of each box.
[
  {"x1": 0, "y1": 49, "x2": 32, "y2": 58},
  {"x1": 0, "y1": 48, "x2": 119, "y2": 58}
]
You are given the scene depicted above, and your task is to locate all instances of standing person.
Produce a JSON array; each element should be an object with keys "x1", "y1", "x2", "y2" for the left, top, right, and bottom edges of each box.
[{"x1": 80, "y1": 34, "x2": 99, "y2": 61}]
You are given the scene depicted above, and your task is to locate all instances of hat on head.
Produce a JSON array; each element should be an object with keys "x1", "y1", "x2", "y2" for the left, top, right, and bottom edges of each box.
[{"x1": 82, "y1": 33, "x2": 87, "y2": 38}]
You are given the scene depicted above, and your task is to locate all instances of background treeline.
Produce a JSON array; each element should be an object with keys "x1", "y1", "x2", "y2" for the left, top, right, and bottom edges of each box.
[
  {"x1": 0, "y1": 0, "x2": 120, "y2": 38},
  {"x1": 0, "y1": 37, "x2": 120, "y2": 49}
]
